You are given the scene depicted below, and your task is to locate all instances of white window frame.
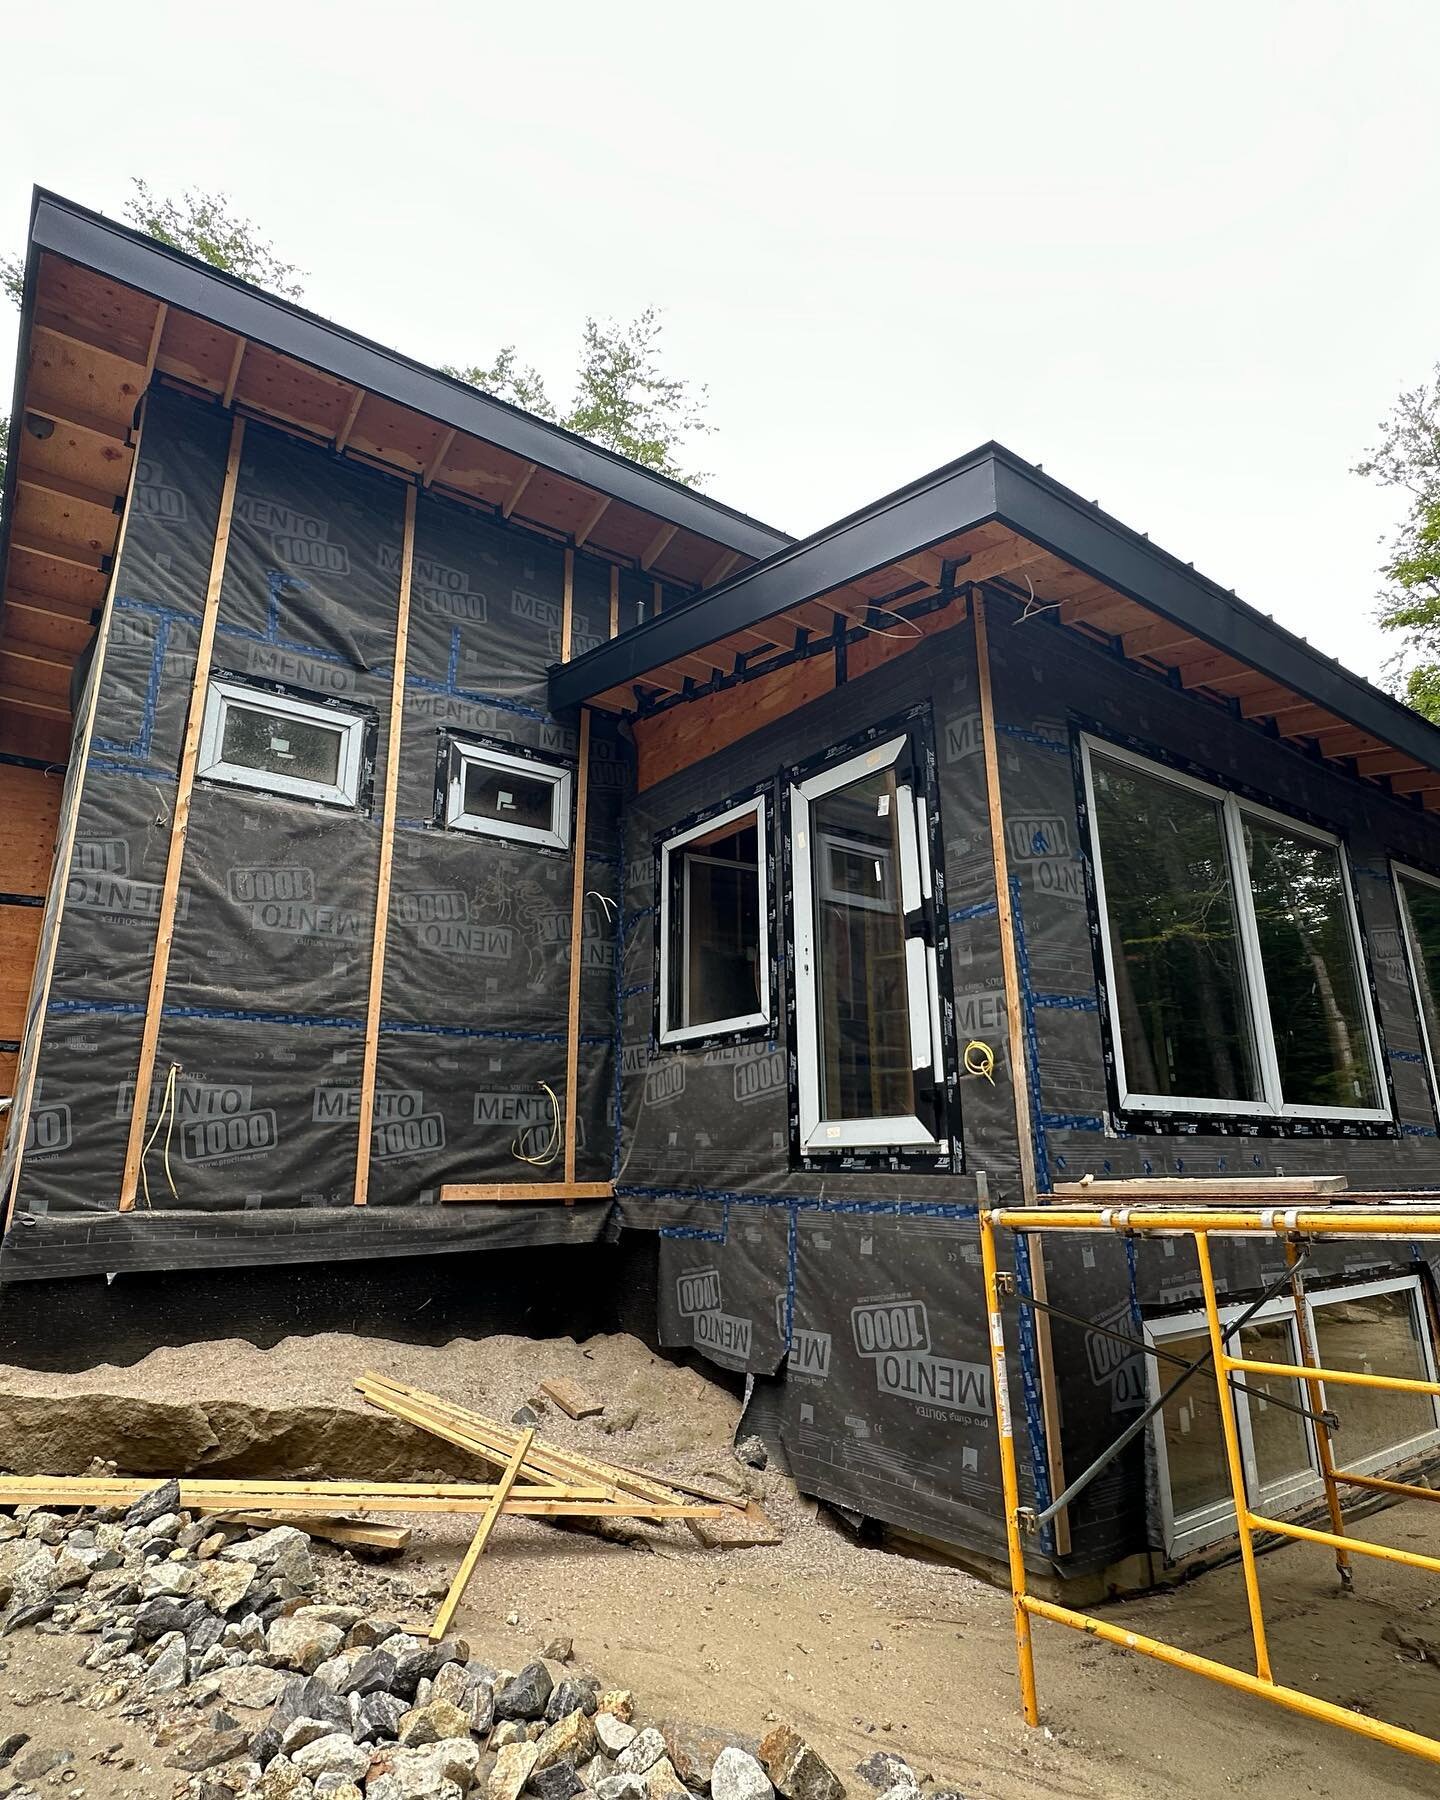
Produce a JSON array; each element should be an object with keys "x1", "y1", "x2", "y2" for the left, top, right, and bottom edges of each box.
[
  {"x1": 1146, "y1": 1275, "x2": 1440, "y2": 1557},
  {"x1": 197, "y1": 677, "x2": 367, "y2": 807},
  {"x1": 657, "y1": 794, "x2": 770, "y2": 1046},
  {"x1": 445, "y1": 739, "x2": 572, "y2": 851},
  {"x1": 1147, "y1": 1298, "x2": 1317, "y2": 1558},
  {"x1": 791, "y1": 731, "x2": 946, "y2": 1152},
  {"x1": 1392, "y1": 861, "x2": 1440, "y2": 1108},
  {"x1": 1080, "y1": 734, "x2": 1389, "y2": 1122}
]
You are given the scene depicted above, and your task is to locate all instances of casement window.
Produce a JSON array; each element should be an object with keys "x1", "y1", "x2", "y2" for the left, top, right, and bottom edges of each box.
[
  {"x1": 1080, "y1": 736, "x2": 1387, "y2": 1122},
  {"x1": 1148, "y1": 1277, "x2": 1440, "y2": 1556},
  {"x1": 197, "y1": 677, "x2": 368, "y2": 807},
  {"x1": 1393, "y1": 863, "x2": 1440, "y2": 1106},
  {"x1": 790, "y1": 725, "x2": 948, "y2": 1153},
  {"x1": 658, "y1": 796, "x2": 770, "y2": 1045},
  {"x1": 442, "y1": 736, "x2": 572, "y2": 851}
]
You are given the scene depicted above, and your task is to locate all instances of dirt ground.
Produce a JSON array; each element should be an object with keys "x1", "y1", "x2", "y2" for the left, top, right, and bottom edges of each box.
[{"x1": 3, "y1": 1331, "x2": 1440, "y2": 1797}]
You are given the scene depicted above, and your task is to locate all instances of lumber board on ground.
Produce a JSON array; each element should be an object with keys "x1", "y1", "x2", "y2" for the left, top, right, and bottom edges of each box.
[
  {"x1": 539, "y1": 1377, "x2": 604, "y2": 1419},
  {"x1": 0, "y1": 1475, "x2": 730, "y2": 1517},
  {"x1": 686, "y1": 1500, "x2": 783, "y2": 1550},
  {"x1": 431, "y1": 1427, "x2": 533, "y2": 1641},
  {"x1": 210, "y1": 1512, "x2": 411, "y2": 1552}
]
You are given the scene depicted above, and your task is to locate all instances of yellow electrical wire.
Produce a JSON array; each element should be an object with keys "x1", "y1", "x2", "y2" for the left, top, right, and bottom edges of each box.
[
  {"x1": 512, "y1": 1080, "x2": 562, "y2": 1167},
  {"x1": 963, "y1": 1040, "x2": 996, "y2": 1084},
  {"x1": 139, "y1": 1061, "x2": 182, "y2": 1209}
]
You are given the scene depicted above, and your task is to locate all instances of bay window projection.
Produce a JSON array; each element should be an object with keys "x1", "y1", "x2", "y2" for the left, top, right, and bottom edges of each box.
[
  {"x1": 658, "y1": 797, "x2": 769, "y2": 1044},
  {"x1": 197, "y1": 678, "x2": 368, "y2": 807},
  {"x1": 1394, "y1": 863, "x2": 1440, "y2": 1100},
  {"x1": 1081, "y1": 737, "x2": 1386, "y2": 1120},
  {"x1": 790, "y1": 728, "x2": 947, "y2": 1152}
]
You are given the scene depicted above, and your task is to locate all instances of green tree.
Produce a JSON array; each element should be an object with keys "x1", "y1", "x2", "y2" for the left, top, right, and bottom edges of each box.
[
  {"x1": 447, "y1": 307, "x2": 713, "y2": 487},
  {"x1": 1355, "y1": 368, "x2": 1440, "y2": 720}
]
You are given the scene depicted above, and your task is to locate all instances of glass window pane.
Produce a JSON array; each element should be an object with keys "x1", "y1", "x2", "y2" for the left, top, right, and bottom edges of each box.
[
  {"x1": 812, "y1": 768, "x2": 914, "y2": 1122},
  {"x1": 1243, "y1": 818, "x2": 1379, "y2": 1110},
  {"x1": 1400, "y1": 876, "x2": 1440, "y2": 1059},
  {"x1": 1091, "y1": 755, "x2": 1261, "y2": 1104},
  {"x1": 1241, "y1": 1319, "x2": 1311, "y2": 1491},
  {"x1": 667, "y1": 815, "x2": 762, "y2": 1030},
  {"x1": 221, "y1": 704, "x2": 342, "y2": 785},
  {"x1": 462, "y1": 760, "x2": 556, "y2": 833},
  {"x1": 1313, "y1": 1289, "x2": 1437, "y2": 1465},
  {"x1": 1159, "y1": 1330, "x2": 1231, "y2": 1519}
]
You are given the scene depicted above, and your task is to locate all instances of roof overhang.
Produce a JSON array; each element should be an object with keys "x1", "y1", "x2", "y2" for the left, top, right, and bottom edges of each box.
[{"x1": 550, "y1": 445, "x2": 1440, "y2": 809}]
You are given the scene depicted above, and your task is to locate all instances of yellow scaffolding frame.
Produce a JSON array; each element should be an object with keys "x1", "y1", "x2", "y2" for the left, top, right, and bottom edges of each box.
[{"x1": 981, "y1": 1203, "x2": 1440, "y2": 1771}]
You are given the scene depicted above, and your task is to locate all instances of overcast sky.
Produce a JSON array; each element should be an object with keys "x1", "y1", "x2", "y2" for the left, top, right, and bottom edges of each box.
[{"x1": 5, "y1": 1, "x2": 1436, "y2": 682}]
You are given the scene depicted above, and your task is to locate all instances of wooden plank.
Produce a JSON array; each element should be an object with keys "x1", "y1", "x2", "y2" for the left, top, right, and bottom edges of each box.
[
  {"x1": 0, "y1": 763, "x2": 62, "y2": 897},
  {"x1": 143, "y1": 303, "x2": 168, "y2": 384},
  {"x1": 560, "y1": 549, "x2": 575, "y2": 664},
  {"x1": 0, "y1": 682, "x2": 69, "y2": 721},
  {"x1": 686, "y1": 1499, "x2": 783, "y2": 1550},
  {"x1": 439, "y1": 1179, "x2": 614, "y2": 1203},
  {"x1": 354, "y1": 485, "x2": 417, "y2": 1207},
  {"x1": 8, "y1": 528, "x2": 105, "y2": 573},
  {"x1": 212, "y1": 1512, "x2": 412, "y2": 1552},
  {"x1": 0, "y1": 909, "x2": 44, "y2": 1038},
  {"x1": 334, "y1": 385, "x2": 366, "y2": 453},
  {"x1": 539, "y1": 1377, "x2": 604, "y2": 1420},
  {"x1": 1052, "y1": 1175, "x2": 1347, "y2": 1198},
  {"x1": 117, "y1": 415, "x2": 245, "y2": 1214},
  {"x1": 221, "y1": 338, "x2": 247, "y2": 409},
  {"x1": 3, "y1": 399, "x2": 146, "y2": 1230},
  {"x1": 423, "y1": 426, "x2": 457, "y2": 489},
  {"x1": 16, "y1": 468, "x2": 125, "y2": 515},
  {"x1": 704, "y1": 549, "x2": 741, "y2": 589},
  {"x1": 22, "y1": 398, "x2": 129, "y2": 446},
  {"x1": 0, "y1": 639, "x2": 72, "y2": 696},
  {"x1": 563, "y1": 707, "x2": 591, "y2": 1190},
  {"x1": 574, "y1": 494, "x2": 611, "y2": 548},
  {"x1": 1120, "y1": 619, "x2": 1205, "y2": 661},
  {"x1": 503, "y1": 461, "x2": 537, "y2": 519},
  {"x1": 973, "y1": 588, "x2": 1069, "y2": 1554},
  {"x1": 641, "y1": 523, "x2": 677, "y2": 570},
  {"x1": 430, "y1": 1428, "x2": 533, "y2": 1640}
]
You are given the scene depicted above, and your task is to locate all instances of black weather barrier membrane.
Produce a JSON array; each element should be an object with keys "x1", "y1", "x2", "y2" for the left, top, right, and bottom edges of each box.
[{"x1": 1008, "y1": 1245, "x2": 1315, "y2": 1532}]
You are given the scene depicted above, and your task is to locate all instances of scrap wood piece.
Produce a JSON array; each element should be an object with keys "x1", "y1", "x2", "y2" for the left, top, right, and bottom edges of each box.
[
  {"x1": 539, "y1": 1376, "x2": 605, "y2": 1419},
  {"x1": 685, "y1": 1499, "x2": 783, "y2": 1550},
  {"x1": 0, "y1": 1475, "x2": 730, "y2": 1518},
  {"x1": 211, "y1": 1511, "x2": 411, "y2": 1553},
  {"x1": 358, "y1": 1371, "x2": 698, "y2": 1513},
  {"x1": 430, "y1": 1427, "x2": 533, "y2": 1643}
]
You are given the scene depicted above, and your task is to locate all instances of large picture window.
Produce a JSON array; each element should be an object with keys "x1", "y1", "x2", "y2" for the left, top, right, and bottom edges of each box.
[
  {"x1": 197, "y1": 677, "x2": 368, "y2": 808},
  {"x1": 1080, "y1": 736, "x2": 1387, "y2": 1122},
  {"x1": 1394, "y1": 862, "x2": 1440, "y2": 1110},
  {"x1": 1148, "y1": 1277, "x2": 1440, "y2": 1556},
  {"x1": 657, "y1": 795, "x2": 770, "y2": 1045},
  {"x1": 790, "y1": 724, "x2": 948, "y2": 1153}
]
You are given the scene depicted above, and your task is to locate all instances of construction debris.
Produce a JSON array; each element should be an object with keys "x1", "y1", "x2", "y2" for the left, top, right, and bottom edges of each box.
[{"x1": 538, "y1": 1377, "x2": 605, "y2": 1421}]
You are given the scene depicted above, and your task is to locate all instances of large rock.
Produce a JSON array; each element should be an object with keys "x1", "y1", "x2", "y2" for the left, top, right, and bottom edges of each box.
[
  {"x1": 381, "y1": 1737, "x2": 481, "y2": 1795},
  {"x1": 144, "y1": 1630, "x2": 189, "y2": 1693},
  {"x1": 355, "y1": 1690, "x2": 407, "y2": 1744},
  {"x1": 9, "y1": 1550, "x2": 60, "y2": 1607},
  {"x1": 546, "y1": 1677, "x2": 600, "y2": 1723},
  {"x1": 853, "y1": 1756, "x2": 914, "y2": 1794},
  {"x1": 596, "y1": 1713, "x2": 638, "y2": 1756},
  {"x1": 758, "y1": 1728, "x2": 844, "y2": 1800},
  {"x1": 215, "y1": 1663, "x2": 288, "y2": 1710},
  {"x1": 267, "y1": 1614, "x2": 346, "y2": 1674},
  {"x1": 344, "y1": 1648, "x2": 397, "y2": 1696},
  {"x1": 124, "y1": 1478, "x2": 181, "y2": 1528},
  {"x1": 534, "y1": 1709, "x2": 598, "y2": 1772},
  {"x1": 615, "y1": 1729, "x2": 668, "y2": 1777},
  {"x1": 641, "y1": 1760, "x2": 692, "y2": 1800},
  {"x1": 660, "y1": 1721, "x2": 731, "y2": 1791},
  {"x1": 194, "y1": 1557, "x2": 258, "y2": 1614},
  {"x1": 291, "y1": 1733, "x2": 371, "y2": 1783},
  {"x1": 225, "y1": 1527, "x2": 315, "y2": 1593},
  {"x1": 257, "y1": 1753, "x2": 317, "y2": 1798},
  {"x1": 165, "y1": 1726, "x2": 253, "y2": 1772},
  {"x1": 531, "y1": 1762, "x2": 584, "y2": 1800},
  {"x1": 713, "y1": 1749, "x2": 775, "y2": 1800},
  {"x1": 487, "y1": 1740, "x2": 539, "y2": 1800},
  {"x1": 398, "y1": 1698, "x2": 471, "y2": 1747},
  {"x1": 493, "y1": 1660, "x2": 552, "y2": 1721}
]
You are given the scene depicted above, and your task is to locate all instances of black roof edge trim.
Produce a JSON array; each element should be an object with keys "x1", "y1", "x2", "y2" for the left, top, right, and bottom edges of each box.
[
  {"x1": 24, "y1": 188, "x2": 791, "y2": 562},
  {"x1": 549, "y1": 448, "x2": 999, "y2": 710}
]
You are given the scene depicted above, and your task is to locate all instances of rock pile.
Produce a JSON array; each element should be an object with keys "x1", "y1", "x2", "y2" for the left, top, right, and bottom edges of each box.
[{"x1": 0, "y1": 1484, "x2": 906, "y2": 1800}]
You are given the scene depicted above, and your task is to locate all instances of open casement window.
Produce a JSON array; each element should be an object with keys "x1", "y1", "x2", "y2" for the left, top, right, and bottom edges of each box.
[
  {"x1": 791, "y1": 729, "x2": 947, "y2": 1153},
  {"x1": 1148, "y1": 1277, "x2": 1440, "y2": 1557},
  {"x1": 197, "y1": 677, "x2": 367, "y2": 807},
  {"x1": 443, "y1": 737, "x2": 572, "y2": 851},
  {"x1": 1393, "y1": 862, "x2": 1440, "y2": 1111},
  {"x1": 1081, "y1": 736, "x2": 1388, "y2": 1123},
  {"x1": 658, "y1": 796, "x2": 769, "y2": 1046}
]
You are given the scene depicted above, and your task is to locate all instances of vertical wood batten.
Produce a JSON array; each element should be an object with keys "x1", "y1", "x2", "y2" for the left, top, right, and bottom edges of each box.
[
  {"x1": 353, "y1": 483, "x2": 418, "y2": 1205},
  {"x1": 4, "y1": 398, "x2": 151, "y2": 1229},
  {"x1": 118, "y1": 414, "x2": 246, "y2": 1214},
  {"x1": 973, "y1": 584, "x2": 1070, "y2": 1553}
]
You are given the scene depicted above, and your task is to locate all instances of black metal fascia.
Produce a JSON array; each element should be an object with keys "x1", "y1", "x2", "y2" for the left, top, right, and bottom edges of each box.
[
  {"x1": 549, "y1": 449, "x2": 1000, "y2": 710},
  {"x1": 987, "y1": 453, "x2": 1440, "y2": 776},
  {"x1": 23, "y1": 188, "x2": 791, "y2": 562}
]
